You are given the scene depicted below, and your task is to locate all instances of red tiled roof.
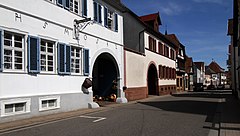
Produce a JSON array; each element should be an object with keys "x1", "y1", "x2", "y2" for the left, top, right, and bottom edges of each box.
[
  {"x1": 139, "y1": 12, "x2": 161, "y2": 25},
  {"x1": 208, "y1": 61, "x2": 225, "y2": 73},
  {"x1": 165, "y1": 34, "x2": 180, "y2": 49}
]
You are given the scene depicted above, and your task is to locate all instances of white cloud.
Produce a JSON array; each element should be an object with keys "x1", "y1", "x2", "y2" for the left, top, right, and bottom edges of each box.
[
  {"x1": 160, "y1": 2, "x2": 190, "y2": 15},
  {"x1": 192, "y1": 0, "x2": 224, "y2": 4}
]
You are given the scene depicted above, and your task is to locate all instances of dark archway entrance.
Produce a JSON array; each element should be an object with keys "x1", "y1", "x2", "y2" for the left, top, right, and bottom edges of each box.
[
  {"x1": 147, "y1": 64, "x2": 158, "y2": 95},
  {"x1": 92, "y1": 53, "x2": 119, "y2": 98}
]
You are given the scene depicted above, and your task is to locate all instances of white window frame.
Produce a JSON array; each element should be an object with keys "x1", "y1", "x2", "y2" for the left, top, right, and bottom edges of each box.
[
  {"x1": 1, "y1": 98, "x2": 31, "y2": 117},
  {"x1": 107, "y1": 9, "x2": 114, "y2": 30},
  {"x1": 46, "y1": 0, "x2": 56, "y2": 3},
  {"x1": 71, "y1": 46, "x2": 83, "y2": 75},
  {"x1": 70, "y1": 0, "x2": 80, "y2": 15},
  {"x1": 40, "y1": 39, "x2": 55, "y2": 73},
  {"x1": 39, "y1": 96, "x2": 60, "y2": 111},
  {"x1": 3, "y1": 31, "x2": 25, "y2": 72}
]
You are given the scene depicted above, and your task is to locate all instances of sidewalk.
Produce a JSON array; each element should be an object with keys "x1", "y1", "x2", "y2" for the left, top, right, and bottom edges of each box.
[
  {"x1": 0, "y1": 95, "x2": 163, "y2": 134},
  {"x1": 219, "y1": 93, "x2": 240, "y2": 136}
]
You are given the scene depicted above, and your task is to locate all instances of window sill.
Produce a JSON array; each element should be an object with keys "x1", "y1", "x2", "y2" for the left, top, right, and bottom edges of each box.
[
  {"x1": 40, "y1": 71, "x2": 56, "y2": 75},
  {"x1": 39, "y1": 107, "x2": 60, "y2": 112},
  {"x1": 1, "y1": 111, "x2": 30, "y2": 117}
]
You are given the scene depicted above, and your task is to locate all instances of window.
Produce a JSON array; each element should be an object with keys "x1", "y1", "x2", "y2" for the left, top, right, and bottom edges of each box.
[
  {"x1": 71, "y1": 46, "x2": 83, "y2": 74},
  {"x1": 94, "y1": 2, "x2": 102, "y2": 23},
  {"x1": 177, "y1": 78, "x2": 180, "y2": 87},
  {"x1": 0, "y1": 30, "x2": 2, "y2": 72},
  {"x1": 170, "y1": 49, "x2": 174, "y2": 60},
  {"x1": 1, "y1": 98, "x2": 31, "y2": 117},
  {"x1": 39, "y1": 96, "x2": 60, "y2": 111},
  {"x1": 169, "y1": 68, "x2": 172, "y2": 79},
  {"x1": 40, "y1": 40, "x2": 55, "y2": 72},
  {"x1": 159, "y1": 65, "x2": 162, "y2": 79},
  {"x1": 82, "y1": 0, "x2": 87, "y2": 16},
  {"x1": 57, "y1": 0, "x2": 63, "y2": 6},
  {"x1": 158, "y1": 42, "x2": 163, "y2": 55},
  {"x1": 165, "y1": 46, "x2": 169, "y2": 58},
  {"x1": 148, "y1": 36, "x2": 156, "y2": 51},
  {"x1": 153, "y1": 39, "x2": 156, "y2": 52},
  {"x1": 5, "y1": 103, "x2": 26, "y2": 113},
  {"x1": 107, "y1": 10, "x2": 113, "y2": 28},
  {"x1": 104, "y1": 7, "x2": 118, "y2": 31},
  {"x1": 3, "y1": 31, "x2": 24, "y2": 71},
  {"x1": 166, "y1": 67, "x2": 169, "y2": 79},
  {"x1": 46, "y1": 0, "x2": 56, "y2": 4},
  {"x1": 163, "y1": 66, "x2": 166, "y2": 79},
  {"x1": 70, "y1": 0, "x2": 79, "y2": 14}
]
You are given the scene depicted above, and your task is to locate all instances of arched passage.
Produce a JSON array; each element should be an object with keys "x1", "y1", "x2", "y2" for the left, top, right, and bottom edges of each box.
[
  {"x1": 92, "y1": 53, "x2": 120, "y2": 98},
  {"x1": 147, "y1": 64, "x2": 158, "y2": 95}
]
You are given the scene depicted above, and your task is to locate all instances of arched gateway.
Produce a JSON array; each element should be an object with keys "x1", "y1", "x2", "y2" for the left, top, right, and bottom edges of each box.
[
  {"x1": 92, "y1": 53, "x2": 120, "y2": 98},
  {"x1": 147, "y1": 64, "x2": 159, "y2": 95}
]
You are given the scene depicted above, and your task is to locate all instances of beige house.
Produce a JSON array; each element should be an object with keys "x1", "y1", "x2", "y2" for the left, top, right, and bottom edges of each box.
[{"x1": 122, "y1": 10, "x2": 177, "y2": 101}]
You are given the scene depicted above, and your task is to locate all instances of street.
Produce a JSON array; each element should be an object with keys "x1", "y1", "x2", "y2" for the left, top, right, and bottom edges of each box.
[{"x1": 0, "y1": 90, "x2": 231, "y2": 136}]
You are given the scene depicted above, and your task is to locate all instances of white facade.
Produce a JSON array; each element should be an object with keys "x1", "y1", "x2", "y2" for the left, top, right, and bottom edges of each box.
[
  {"x1": 125, "y1": 31, "x2": 176, "y2": 91},
  {"x1": 0, "y1": 0, "x2": 126, "y2": 122}
]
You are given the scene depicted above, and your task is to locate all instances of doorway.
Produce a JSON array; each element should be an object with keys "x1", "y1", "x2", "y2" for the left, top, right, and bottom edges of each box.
[
  {"x1": 92, "y1": 53, "x2": 119, "y2": 98},
  {"x1": 147, "y1": 64, "x2": 158, "y2": 95}
]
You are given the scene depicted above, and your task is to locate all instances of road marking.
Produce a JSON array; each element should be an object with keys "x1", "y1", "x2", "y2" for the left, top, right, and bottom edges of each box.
[{"x1": 79, "y1": 115, "x2": 106, "y2": 123}]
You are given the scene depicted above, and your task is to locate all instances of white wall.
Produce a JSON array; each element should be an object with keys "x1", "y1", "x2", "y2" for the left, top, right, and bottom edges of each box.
[
  {"x1": 0, "y1": 0, "x2": 124, "y2": 98},
  {"x1": 125, "y1": 32, "x2": 176, "y2": 88}
]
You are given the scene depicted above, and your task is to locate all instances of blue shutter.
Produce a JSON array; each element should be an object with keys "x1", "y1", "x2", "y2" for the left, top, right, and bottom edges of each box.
[
  {"x1": 58, "y1": 43, "x2": 65, "y2": 74},
  {"x1": 58, "y1": 43, "x2": 71, "y2": 75},
  {"x1": 28, "y1": 36, "x2": 40, "y2": 73},
  {"x1": 65, "y1": 45, "x2": 71, "y2": 74},
  {"x1": 57, "y1": 0, "x2": 63, "y2": 6},
  {"x1": 83, "y1": 49, "x2": 89, "y2": 76},
  {"x1": 0, "y1": 30, "x2": 2, "y2": 72},
  {"x1": 104, "y1": 7, "x2": 108, "y2": 27},
  {"x1": 114, "y1": 13, "x2": 118, "y2": 32},
  {"x1": 64, "y1": 0, "x2": 70, "y2": 10},
  {"x1": 98, "y1": 4, "x2": 102, "y2": 23},
  {"x1": 82, "y1": 0, "x2": 87, "y2": 17},
  {"x1": 93, "y1": 2, "x2": 98, "y2": 22}
]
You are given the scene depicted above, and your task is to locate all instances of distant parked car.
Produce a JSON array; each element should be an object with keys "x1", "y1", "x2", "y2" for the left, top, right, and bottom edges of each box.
[
  {"x1": 207, "y1": 85, "x2": 216, "y2": 90},
  {"x1": 193, "y1": 83, "x2": 204, "y2": 92}
]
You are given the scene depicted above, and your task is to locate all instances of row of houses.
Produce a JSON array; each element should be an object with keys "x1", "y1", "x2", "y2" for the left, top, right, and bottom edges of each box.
[
  {"x1": 0, "y1": 0, "x2": 223, "y2": 123},
  {"x1": 227, "y1": 0, "x2": 240, "y2": 99}
]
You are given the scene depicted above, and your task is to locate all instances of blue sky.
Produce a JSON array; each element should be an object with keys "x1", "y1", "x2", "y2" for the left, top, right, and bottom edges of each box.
[{"x1": 121, "y1": 0, "x2": 233, "y2": 69}]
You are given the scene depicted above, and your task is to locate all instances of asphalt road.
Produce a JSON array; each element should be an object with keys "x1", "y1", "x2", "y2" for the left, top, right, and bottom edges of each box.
[{"x1": 0, "y1": 90, "x2": 228, "y2": 136}]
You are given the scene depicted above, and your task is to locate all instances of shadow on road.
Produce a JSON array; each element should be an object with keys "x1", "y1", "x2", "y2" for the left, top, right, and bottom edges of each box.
[
  {"x1": 139, "y1": 100, "x2": 217, "y2": 123},
  {"x1": 139, "y1": 90, "x2": 240, "y2": 124},
  {"x1": 171, "y1": 90, "x2": 232, "y2": 99}
]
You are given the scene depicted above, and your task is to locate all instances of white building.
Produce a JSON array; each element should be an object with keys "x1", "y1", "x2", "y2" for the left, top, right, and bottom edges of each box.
[
  {"x1": 0, "y1": 0, "x2": 127, "y2": 122},
  {"x1": 123, "y1": 11, "x2": 177, "y2": 101}
]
